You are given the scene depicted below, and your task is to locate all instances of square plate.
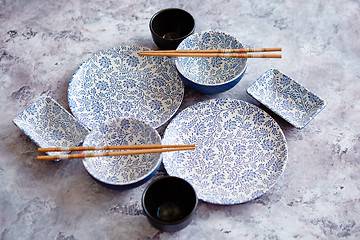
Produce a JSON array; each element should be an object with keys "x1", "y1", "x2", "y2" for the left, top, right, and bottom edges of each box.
[
  {"x1": 13, "y1": 96, "x2": 89, "y2": 155},
  {"x1": 247, "y1": 69, "x2": 326, "y2": 129}
]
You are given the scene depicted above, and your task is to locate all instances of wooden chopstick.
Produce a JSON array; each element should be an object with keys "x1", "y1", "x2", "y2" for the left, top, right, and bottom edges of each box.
[
  {"x1": 38, "y1": 144, "x2": 195, "y2": 152},
  {"x1": 139, "y1": 52, "x2": 281, "y2": 58},
  {"x1": 142, "y1": 47, "x2": 282, "y2": 54},
  {"x1": 37, "y1": 145, "x2": 195, "y2": 161}
]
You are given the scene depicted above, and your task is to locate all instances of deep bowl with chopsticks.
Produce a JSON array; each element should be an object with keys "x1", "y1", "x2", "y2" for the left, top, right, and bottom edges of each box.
[
  {"x1": 175, "y1": 31, "x2": 247, "y2": 94},
  {"x1": 81, "y1": 117, "x2": 162, "y2": 188}
]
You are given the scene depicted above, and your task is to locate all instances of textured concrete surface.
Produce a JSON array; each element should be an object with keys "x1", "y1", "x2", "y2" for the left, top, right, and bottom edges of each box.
[{"x1": 1, "y1": 0, "x2": 359, "y2": 239}]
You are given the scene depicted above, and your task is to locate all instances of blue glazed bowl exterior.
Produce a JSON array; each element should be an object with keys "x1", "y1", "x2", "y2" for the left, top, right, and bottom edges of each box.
[
  {"x1": 177, "y1": 65, "x2": 247, "y2": 94},
  {"x1": 175, "y1": 31, "x2": 247, "y2": 94},
  {"x1": 88, "y1": 164, "x2": 161, "y2": 190}
]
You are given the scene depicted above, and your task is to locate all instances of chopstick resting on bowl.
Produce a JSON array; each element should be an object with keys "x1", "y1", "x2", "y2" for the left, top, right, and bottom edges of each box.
[
  {"x1": 139, "y1": 47, "x2": 282, "y2": 58},
  {"x1": 36, "y1": 144, "x2": 196, "y2": 161}
]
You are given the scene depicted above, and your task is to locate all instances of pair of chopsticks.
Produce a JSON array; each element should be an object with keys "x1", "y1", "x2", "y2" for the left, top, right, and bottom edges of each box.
[
  {"x1": 37, "y1": 144, "x2": 195, "y2": 161},
  {"x1": 139, "y1": 47, "x2": 282, "y2": 58}
]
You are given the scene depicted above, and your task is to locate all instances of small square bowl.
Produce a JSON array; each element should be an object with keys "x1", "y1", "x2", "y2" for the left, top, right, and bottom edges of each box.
[
  {"x1": 247, "y1": 69, "x2": 326, "y2": 129},
  {"x1": 13, "y1": 96, "x2": 89, "y2": 155}
]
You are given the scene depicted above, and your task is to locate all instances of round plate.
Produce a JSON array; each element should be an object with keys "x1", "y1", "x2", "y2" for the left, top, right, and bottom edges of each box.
[
  {"x1": 162, "y1": 98, "x2": 288, "y2": 204},
  {"x1": 68, "y1": 46, "x2": 184, "y2": 130},
  {"x1": 82, "y1": 118, "x2": 162, "y2": 186}
]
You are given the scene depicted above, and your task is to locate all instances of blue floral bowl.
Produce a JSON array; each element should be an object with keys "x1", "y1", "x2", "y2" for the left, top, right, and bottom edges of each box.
[
  {"x1": 81, "y1": 117, "x2": 162, "y2": 188},
  {"x1": 175, "y1": 31, "x2": 247, "y2": 94}
]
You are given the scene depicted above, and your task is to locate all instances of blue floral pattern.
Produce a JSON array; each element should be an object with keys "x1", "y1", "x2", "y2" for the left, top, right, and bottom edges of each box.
[
  {"x1": 161, "y1": 98, "x2": 288, "y2": 205},
  {"x1": 82, "y1": 118, "x2": 162, "y2": 185},
  {"x1": 247, "y1": 69, "x2": 326, "y2": 129},
  {"x1": 13, "y1": 96, "x2": 89, "y2": 156},
  {"x1": 175, "y1": 31, "x2": 247, "y2": 85},
  {"x1": 68, "y1": 46, "x2": 184, "y2": 130}
]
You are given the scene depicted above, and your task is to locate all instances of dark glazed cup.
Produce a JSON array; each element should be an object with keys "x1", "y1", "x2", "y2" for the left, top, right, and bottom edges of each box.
[
  {"x1": 149, "y1": 8, "x2": 195, "y2": 50},
  {"x1": 142, "y1": 176, "x2": 198, "y2": 232}
]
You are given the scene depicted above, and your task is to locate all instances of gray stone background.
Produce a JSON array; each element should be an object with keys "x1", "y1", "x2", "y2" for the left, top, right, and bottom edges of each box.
[{"x1": 1, "y1": 0, "x2": 359, "y2": 239}]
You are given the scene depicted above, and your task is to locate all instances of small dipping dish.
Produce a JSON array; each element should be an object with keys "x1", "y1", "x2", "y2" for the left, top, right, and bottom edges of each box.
[
  {"x1": 142, "y1": 176, "x2": 198, "y2": 232},
  {"x1": 13, "y1": 96, "x2": 89, "y2": 156},
  {"x1": 150, "y1": 8, "x2": 195, "y2": 50},
  {"x1": 247, "y1": 69, "x2": 326, "y2": 129}
]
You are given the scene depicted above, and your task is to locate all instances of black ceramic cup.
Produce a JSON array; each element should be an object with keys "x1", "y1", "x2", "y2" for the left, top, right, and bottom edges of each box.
[
  {"x1": 149, "y1": 8, "x2": 195, "y2": 50},
  {"x1": 142, "y1": 176, "x2": 198, "y2": 232}
]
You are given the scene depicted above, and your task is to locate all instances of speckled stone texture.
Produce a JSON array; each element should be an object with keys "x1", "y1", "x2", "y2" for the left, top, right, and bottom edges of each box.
[{"x1": 1, "y1": 0, "x2": 359, "y2": 239}]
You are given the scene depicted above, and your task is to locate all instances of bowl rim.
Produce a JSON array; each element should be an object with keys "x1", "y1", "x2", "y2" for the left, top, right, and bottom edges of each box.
[
  {"x1": 82, "y1": 117, "x2": 162, "y2": 186},
  {"x1": 149, "y1": 8, "x2": 195, "y2": 42},
  {"x1": 141, "y1": 176, "x2": 198, "y2": 225},
  {"x1": 175, "y1": 30, "x2": 248, "y2": 87}
]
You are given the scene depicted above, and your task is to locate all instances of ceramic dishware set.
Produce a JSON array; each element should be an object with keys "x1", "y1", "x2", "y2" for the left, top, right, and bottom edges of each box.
[{"x1": 13, "y1": 8, "x2": 326, "y2": 232}]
